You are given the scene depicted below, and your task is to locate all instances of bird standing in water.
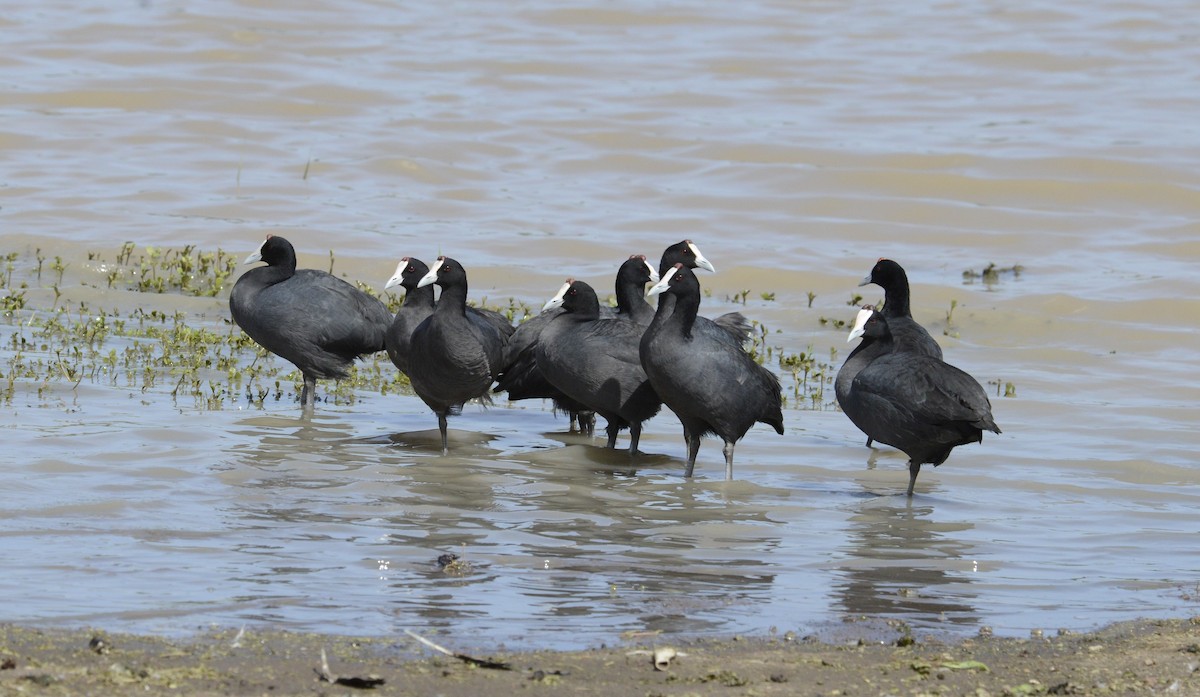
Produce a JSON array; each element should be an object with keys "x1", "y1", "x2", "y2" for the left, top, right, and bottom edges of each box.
[{"x1": 229, "y1": 235, "x2": 391, "y2": 409}]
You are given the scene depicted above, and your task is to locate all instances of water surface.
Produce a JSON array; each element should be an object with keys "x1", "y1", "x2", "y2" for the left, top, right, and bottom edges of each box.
[{"x1": 2, "y1": 0, "x2": 1199, "y2": 649}]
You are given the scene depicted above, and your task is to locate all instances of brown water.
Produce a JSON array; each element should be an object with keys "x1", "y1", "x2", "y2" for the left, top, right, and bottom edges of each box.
[{"x1": 2, "y1": 0, "x2": 1199, "y2": 648}]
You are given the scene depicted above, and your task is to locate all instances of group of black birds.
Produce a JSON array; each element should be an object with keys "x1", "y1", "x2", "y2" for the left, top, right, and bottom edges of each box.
[{"x1": 229, "y1": 236, "x2": 1000, "y2": 495}]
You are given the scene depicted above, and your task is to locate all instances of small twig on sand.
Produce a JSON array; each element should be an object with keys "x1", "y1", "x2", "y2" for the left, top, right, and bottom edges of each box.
[
  {"x1": 314, "y1": 647, "x2": 386, "y2": 689},
  {"x1": 404, "y1": 629, "x2": 512, "y2": 670}
]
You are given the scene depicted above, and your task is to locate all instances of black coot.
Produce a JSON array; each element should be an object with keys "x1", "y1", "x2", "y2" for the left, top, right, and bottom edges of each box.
[
  {"x1": 492, "y1": 308, "x2": 596, "y2": 433},
  {"x1": 859, "y1": 258, "x2": 942, "y2": 359},
  {"x1": 657, "y1": 240, "x2": 751, "y2": 345},
  {"x1": 229, "y1": 235, "x2": 391, "y2": 408},
  {"x1": 407, "y1": 256, "x2": 515, "y2": 454},
  {"x1": 383, "y1": 256, "x2": 512, "y2": 377},
  {"x1": 657, "y1": 239, "x2": 716, "y2": 277},
  {"x1": 841, "y1": 309, "x2": 1001, "y2": 495},
  {"x1": 537, "y1": 279, "x2": 661, "y2": 453},
  {"x1": 835, "y1": 305, "x2": 882, "y2": 448},
  {"x1": 612, "y1": 254, "x2": 659, "y2": 326},
  {"x1": 493, "y1": 254, "x2": 658, "y2": 432},
  {"x1": 640, "y1": 263, "x2": 784, "y2": 478}
]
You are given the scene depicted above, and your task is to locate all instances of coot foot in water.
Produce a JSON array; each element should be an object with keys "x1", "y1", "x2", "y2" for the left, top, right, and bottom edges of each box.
[
  {"x1": 229, "y1": 235, "x2": 391, "y2": 409},
  {"x1": 407, "y1": 256, "x2": 514, "y2": 455},
  {"x1": 859, "y1": 258, "x2": 943, "y2": 360},
  {"x1": 641, "y1": 264, "x2": 784, "y2": 479},
  {"x1": 842, "y1": 308, "x2": 1000, "y2": 495}
]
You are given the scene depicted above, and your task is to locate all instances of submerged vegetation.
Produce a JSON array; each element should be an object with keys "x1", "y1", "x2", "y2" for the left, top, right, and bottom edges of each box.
[
  {"x1": 0, "y1": 243, "x2": 845, "y2": 411},
  {"x1": 963, "y1": 262, "x2": 1024, "y2": 288}
]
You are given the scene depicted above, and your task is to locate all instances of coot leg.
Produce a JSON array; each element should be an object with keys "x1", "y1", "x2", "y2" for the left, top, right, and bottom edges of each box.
[
  {"x1": 604, "y1": 423, "x2": 620, "y2": 449},
  {"x1": 866, "y1": 437, "x2": 874, "y2": 448},
  {"x1": 437, "y1": 412, "x2": 449, "y2": 456},
  {"x1": 906, "y1": 461, "x2": 922, "y2": 496},
  {"x1": 683, "y1": 429, "x2": 701, "y2": 477},
  {"x1": 628, "y1": 424, "x2": 642, "y2": 456},
  {"x1": 722, "y1": 440, "x2": 735, "y2": 480},
  {"x1": 301, "y1": 375, "x2": 317, "y2": 408}
]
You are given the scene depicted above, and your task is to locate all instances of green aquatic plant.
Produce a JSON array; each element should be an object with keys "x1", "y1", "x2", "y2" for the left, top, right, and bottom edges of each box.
[
  {"x1": 2, "y1": 290, "x2": 25, "y2": 314},
  {"x1": 943, "y1": 298, "x2": 961, "y2": 339},
  {"x1": 728, "y1": 289, "x2": 752, "y2": 305},
  {"x1": 1, "y1": 243, "x2": 843, "y2": 412},
  {"x1": 963, "y1": 262, "x2": 1023, "y2": 287},
  {"x1": 818, "y1": 315, "x2": 848, "y2": 330},
  {"x1": 778, "y1": 345, "x2": 830, "y2": 408},
  {"x1": 90, "y1": 242, "x2": 238, "y2": 298}
]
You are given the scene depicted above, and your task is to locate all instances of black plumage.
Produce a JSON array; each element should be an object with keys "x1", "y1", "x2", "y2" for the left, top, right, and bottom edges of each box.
[
  {"x1": 836, "y1": 305, "x2": 884, "y2": 448},
  {"x1": 611, "y1": 254, "x2": 658, "y2": 326},
  {"x1": 536, "y1": 279, "x2": 661, "y2": 454},
  {"x1": 493, "y1": 254, "x2": 658, "y2": 432},
  {"x1": 657, "y1": 240, "x2": 751, "y2": 346},
  {"x1": 383, "y1": 256, "x2": 511, "y2": 377},
  {"x1": 840, "y1": 308, "x2": 1001, "y2": 495},
  {"x1": 859, "y1": 258, "x2": 943, "y2": 359},
  {"x1": 640, "y1": 263, "x2": 784, "y2": 478},
  {"x1": 229, "y1": 235, "x2": 391, "y2": 408},
  {"x1": 407, "y1": 256, "x2": 515, "y2": 454}
]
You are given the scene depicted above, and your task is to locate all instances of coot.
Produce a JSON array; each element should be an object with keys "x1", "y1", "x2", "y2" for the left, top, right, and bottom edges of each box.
[
  {"x1": 859, "y1": 258, "x2": 942, "y2": 359},
  {"x1": 612, "y1": 254, "x2": 659, "y2": 326},
  {"x1": 835, "y1": 305, "x2": 882, "y2": 448},
  {"x1": 229, "y1": 235, "x2": 391, "y2": 408},
  {"x1": 493, "y1": 254, "x2": 658, "y2": 432},
  {"x1": 657, "y1": 240, "x2": 751, "y2": 345},
  {"x1": 537, "y1": 279, "x2": 661, "y2": 453},
  {"x1": 841, "y1": 308, "x2": 1000, "y2": 495},
  {"x1": 640, "y1": 263, "x2": 784, "y2": 478},
  {"x1": 383, "y1": 256, "x2": 511, "y2": 377},
  {"x1": 407, "y1": 256, "x2": 515, "y2": 454}
]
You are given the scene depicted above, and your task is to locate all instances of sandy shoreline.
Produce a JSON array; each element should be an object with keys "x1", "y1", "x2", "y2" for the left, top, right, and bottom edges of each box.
[{"x1": 2, "y1": 617, "x2": 1197, "y2": 695}]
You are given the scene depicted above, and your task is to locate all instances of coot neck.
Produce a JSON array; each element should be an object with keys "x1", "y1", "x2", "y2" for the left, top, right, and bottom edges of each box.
[
  {"x1": 648, "y1": 285, "x2": 698, "y2": 340},
  {"x1": 614, "y1": 274, "x2": 652, "y2": 323},
  {"x1": 434, "y1": 279, "x2": 469, "y2": 317},
  {"x1": 646, "y1": 290, "x2": 677, "y2": 338},
  {"x1": 566, "y1": 299, "x2": 601, "y2": 322},
  {"x1": 881, "y1": 276, "x2": 912, "y2": 319},
  {"x1": 258, "y1": 256, "x2": 296, "y2": 286},
  {"x1": 403, "y1": 283, "x2": 436, "y2": 312}
]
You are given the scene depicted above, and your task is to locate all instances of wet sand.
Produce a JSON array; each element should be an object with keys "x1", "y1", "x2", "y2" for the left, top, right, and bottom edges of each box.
[{"x1": 3, "y1": 618, "x2": 1198, "y2": 695}]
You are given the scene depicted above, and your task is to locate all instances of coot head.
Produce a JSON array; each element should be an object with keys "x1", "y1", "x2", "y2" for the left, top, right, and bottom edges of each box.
[
  {"x1": 646, "y1": 262, "x2": 696, "y2": 298},
  {"x1": 384, "y1": 257, "x2": 430, "y2": 292},
  {"x1": 541, "y1": 279, "x2": 573, "y2": 312},
  {"x1": 559, "y1": 280, "x2": 600, "y2": 314},
  {"x1": 243, "y1": 234, "x2": 296, "y2": 269},
  {"x1": 859, "y1": 258, "x2": 907, "y2": 289},
  {"x1": 659, "y1": 240, "x2": 715, "y2": 277},
  {"x1": 541, "y1": 278, "x2": 602, "y2": 315},
  {"x1": 622, "y1": 254, "x2": 659, "y2": 285},
  {"x1": 846, "y1": 304, "x2": 878, "y2": 343},
  {"x1": 416, "y1": 256, "x2": 467, "y2": 289}
]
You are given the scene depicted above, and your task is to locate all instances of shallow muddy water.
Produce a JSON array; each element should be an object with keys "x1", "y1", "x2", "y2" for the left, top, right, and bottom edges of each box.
[{"x1": 2, "y1": 0, "x2": 1199, "y2": 649}]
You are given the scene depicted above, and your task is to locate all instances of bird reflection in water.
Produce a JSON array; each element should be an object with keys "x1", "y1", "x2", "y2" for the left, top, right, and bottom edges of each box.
[{"x1": 834, "y1": 498, "x2": 981, "y2": 628}]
